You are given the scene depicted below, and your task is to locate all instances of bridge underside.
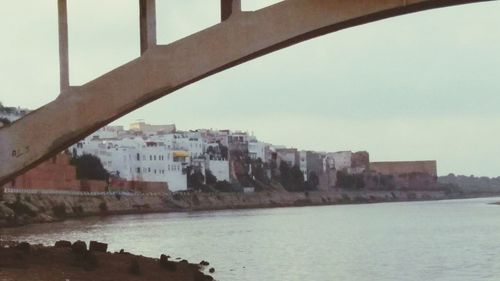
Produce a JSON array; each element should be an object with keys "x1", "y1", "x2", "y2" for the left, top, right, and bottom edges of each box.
[{"x1": 0, "y1": 0, "x2": 492, "y2": 185}]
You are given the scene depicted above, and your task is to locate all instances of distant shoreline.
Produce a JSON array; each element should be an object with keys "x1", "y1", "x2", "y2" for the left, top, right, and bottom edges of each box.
[{"x1": 2, "y1": 189, "x2": 499, "y2": 229}]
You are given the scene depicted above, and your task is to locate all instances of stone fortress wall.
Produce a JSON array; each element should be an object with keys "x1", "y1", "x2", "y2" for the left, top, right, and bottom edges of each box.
[{"x1": 370, "y1": 161, "x2": 437, "y2": 177}]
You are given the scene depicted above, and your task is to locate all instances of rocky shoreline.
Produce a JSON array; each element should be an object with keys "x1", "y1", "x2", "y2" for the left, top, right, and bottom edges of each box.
[
  {"x1": 0, "y1": 240, "x2": 214, "y2": 281},
  {"x1": 0, "y1": 189, "x2": 454, "y2": 228}
]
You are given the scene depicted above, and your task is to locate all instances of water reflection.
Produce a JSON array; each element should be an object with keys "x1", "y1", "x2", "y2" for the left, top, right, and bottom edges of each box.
[{"x1": 2, "y1": 198, "x2": 500, "y2": 281}]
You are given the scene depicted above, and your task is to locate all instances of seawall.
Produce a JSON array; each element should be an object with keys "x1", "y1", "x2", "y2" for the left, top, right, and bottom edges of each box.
[
  {"x1": 0, "y1": 193, "x2": 169, "y2": 227},
  {"x1": 168, "y1": 189, "x2": 447, "y2": 211},
  {"x1": 0, "y1": 189, "x2": 447, "y2": 228}
]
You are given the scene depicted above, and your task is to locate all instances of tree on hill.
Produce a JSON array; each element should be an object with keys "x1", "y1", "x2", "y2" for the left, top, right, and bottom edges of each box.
[
  {"x1": 187, "y1": 168, "x2": 205, "y2": 190},
  {"x1": 205, "y1": 169, "x2": 217, "y2": 185},
  {"x1": 279, "y1": 161, "x2": 291, "y2": 189},
  {"x1": 219, "y1": 144, "x2": 228, "y2": 159},
  {"x1": 213, "y1": 180, "x2": 233, "y2": 192},
  {"x1": 305, "y1": 171, "x2": 319, "y2": 190},
  {"x1": 0, "y1": 117, "x2": 11, "y2": 125},
  {"x1": 289, "y1": 165, "x2": 305, "y2": 191},
  {"x1": 278, "y1": 161, "x2": 307, "y2": 191},
  {"x1": 70, "y1": 154, "x2": 109, "y2": 181},
  {"x1": 206, "y1": 146, "x2": 215, "y2": 156},
  {"x1": 251, "y1": 158, "x2": 269, "y2": 184}
]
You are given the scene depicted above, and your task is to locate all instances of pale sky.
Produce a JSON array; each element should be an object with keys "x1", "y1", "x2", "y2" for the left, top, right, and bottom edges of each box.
[{"x1": 0, "y1": 1, "x2": 499, "y2": 177}]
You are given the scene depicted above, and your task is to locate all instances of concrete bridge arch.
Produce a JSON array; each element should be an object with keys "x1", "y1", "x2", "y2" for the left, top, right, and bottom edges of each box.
[{"x1": 0, "y1": 0, "x2": 493, "y2": 185}]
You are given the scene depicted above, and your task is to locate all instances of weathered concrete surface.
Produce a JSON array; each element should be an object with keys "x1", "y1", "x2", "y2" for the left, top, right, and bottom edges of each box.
[
  {"x1": 0, "y1": 0, "x2": 492, "y2": 186},
  {"x1": 139, "y1": 0, "x2": 157, "y2": 54},
  {"x1": 57, "y1": 0, "x2": 69, "y2": 92},
  {"x1": 221, "y1": 0, "x2": 241, "y2": 21}
]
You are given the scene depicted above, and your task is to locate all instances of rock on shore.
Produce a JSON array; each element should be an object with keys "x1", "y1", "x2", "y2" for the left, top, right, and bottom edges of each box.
[{"x1": 0, "y1": 240, "x2": 214, "y2": 281}]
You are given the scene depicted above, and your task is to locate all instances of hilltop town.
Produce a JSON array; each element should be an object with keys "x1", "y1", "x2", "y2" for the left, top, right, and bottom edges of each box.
[
  {"x1": 1, "y1": 104, "x2": 499, "y2": 228},
  {"x1": 0, "y1": 103, "x2": 490, "y2": 196},
  {"x1": 2, "y1": 114, "x2": 440, "y2": 195}
]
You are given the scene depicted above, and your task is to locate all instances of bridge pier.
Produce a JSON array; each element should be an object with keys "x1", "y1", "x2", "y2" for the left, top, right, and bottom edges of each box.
[
  {"x1": 139, "y1": 0, "x2": 157, "y2": 54},
  {"x1": 57, "y1": 0, "x2": 69, "y2": 93},
  {"x1": 221, "y1": 0, "x2": 241, "y2": 21}
]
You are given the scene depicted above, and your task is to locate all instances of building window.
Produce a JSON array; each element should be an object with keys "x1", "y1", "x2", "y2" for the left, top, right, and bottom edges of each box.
[
  {"x1": 136, "y1": 168, "x2": 140, "y2": 173},
  {"x1": 136, "y1": 153, "x2": 140, "y2": 161},
  {"x1": 154, "y1": 155, "x2": 157, "y2": 161},
  {"x1": 148, "y1": 167, "x2": 151, "y2": 173},
  {"x1": 150, "y1": 155, "x2": 152, "y2": 161}
]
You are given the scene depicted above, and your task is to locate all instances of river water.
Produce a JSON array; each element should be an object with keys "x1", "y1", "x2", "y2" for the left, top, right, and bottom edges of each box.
[{"x1": 1, "y1": 197, "x2": 500, "y2": 281}]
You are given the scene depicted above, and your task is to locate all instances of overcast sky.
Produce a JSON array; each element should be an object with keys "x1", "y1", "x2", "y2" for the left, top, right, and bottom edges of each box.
[{"x1": 0, "y1": 1, "x2": 499, "y2": 177}]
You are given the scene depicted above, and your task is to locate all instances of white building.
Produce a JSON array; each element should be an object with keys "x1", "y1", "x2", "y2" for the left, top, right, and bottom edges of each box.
[
  {"x1": 198, "y1": 129, "x2": 230, "y2": 146},
  {"x1": 88, "y1": 126, "x2": 125, "y2": 139},
  {"x1": 72, "y1": 137, "x2": 189, "y2": 192},
  {"x1": 274, "y1": 148, "x2": 299, "y2": 167},
  {"x1": 129, "y1": 121, "x2": 176, "y2": 135},
  {"x1": 325, "y1": 151, "x2": 352, "y2": 171},
  {"x1": 73, "y1": 137, "x2": 139, "y2": 181},
  {"x1": 150, "y1": 132, "x2": 204, "y2": 158},
  {"x1": 190, "y1": 157, "x2": 230, "y2": 183},
  {"x1": 248, "y1": 141, "x2": 269, "y2": 162},
  {"x1": 299, "y1": 151, "x2": 308, "y2": 180},
  {"x1": 136, "y1": 141, "x2": 188, "y2": 191},
  {"x1": 208, "y1": 160, "x2": 230, "y2": 182},
  {"x1": 228, "y1": 131, "x2": 249, "y2": 144}
]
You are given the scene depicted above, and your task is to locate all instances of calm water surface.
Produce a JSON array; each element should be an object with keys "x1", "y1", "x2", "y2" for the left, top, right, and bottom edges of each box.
[{"x1": 2, "y1": 197, "x2": 500, "y2": 281}]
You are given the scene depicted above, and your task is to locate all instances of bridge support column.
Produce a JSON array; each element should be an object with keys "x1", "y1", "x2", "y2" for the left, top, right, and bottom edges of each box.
[
  {"x1": 58, "y1": 0, "x2": 70, "y2": 93},
  {"x1": 139, "y1": 0, "x2": 157, "y2": 54},
  {"x1": 221, "y1": 0, "x2": 241, "y2": 21}
]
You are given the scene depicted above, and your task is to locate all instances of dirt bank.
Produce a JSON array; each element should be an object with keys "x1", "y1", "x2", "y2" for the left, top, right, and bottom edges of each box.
[{"x1": 0, "y1": 240, "x2": 214, "y2": 281}]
